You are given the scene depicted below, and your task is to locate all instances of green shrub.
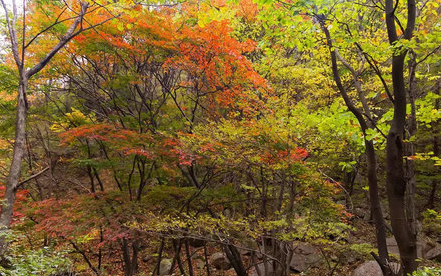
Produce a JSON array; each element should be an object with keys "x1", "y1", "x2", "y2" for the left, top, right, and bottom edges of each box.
[
  {"x1": 411, "y1": 266, "x2": 441, "y2": 276},
  {"x1": 0, "y1": 246, "x2": 73, "y2": 276}
]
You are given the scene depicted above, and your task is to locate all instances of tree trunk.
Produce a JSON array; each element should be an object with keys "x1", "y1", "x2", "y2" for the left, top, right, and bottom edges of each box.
[
  {"x1": 404, "y1": 52, "x2": 418, "y2": 240},
  {"x1": 224, "y1": 244, "x2": 248, "y2": 276},
  {"x1": 365, "y1": 140, "x2": 389, "y2": 264},
  {"x1": 386, "y1": 53, "x2": 418, "y2": 275},
  {"x1": 0, "y1": 77, "x2": 28, "y2": 254},
  {"x1": 384, "y1": 0, "x2": 417, "y2": 273}
]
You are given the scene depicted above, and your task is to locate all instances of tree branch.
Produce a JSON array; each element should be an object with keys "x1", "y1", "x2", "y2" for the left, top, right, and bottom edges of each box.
[
  {"x1": 16, "y1": 167, "x2": 49, "y2": 188},
  {"x1": 0, "y1": 0, "x2": 22, "y2": 69},
  {"x1": 25, "y1": 1, "x2": 90, "y2": 78}
]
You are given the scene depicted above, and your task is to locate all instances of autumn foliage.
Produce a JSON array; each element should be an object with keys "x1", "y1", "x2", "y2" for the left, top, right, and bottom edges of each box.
[{"x1": 6, "y1": 0, "x2": 441, "y2": 275}]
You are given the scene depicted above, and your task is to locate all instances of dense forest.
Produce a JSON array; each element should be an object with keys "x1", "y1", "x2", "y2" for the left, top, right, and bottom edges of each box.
[{"x1": 0, "y1": 0, "x2": 440, "y2": 275}]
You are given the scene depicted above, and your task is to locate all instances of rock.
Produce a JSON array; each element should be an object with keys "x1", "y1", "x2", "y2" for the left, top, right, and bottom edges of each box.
[
  {"x1": 426, "y1": 246, "x2": 441, "y2": 262},
  {"x1": 210, "y1": 252, "x2": 231, "y2": 270},
  {"x1": 353, "y1": 208, "x2": 368, "y2": 219},
  {"x1": 381, "y1": 204, "x2": 390, "y2": 220},
  {"x1": 386, "y1": 237, "x2": 400, "y2": 257},
  {"x1": 142, "y1": 255, "x2": 153, "y2": 263},
  {"x1": 345, "y1": 253, "x2": 360, "y2": 264},
  {"x1": 158, "y1": 258, "x2": 172, "y2": 275},
  {"x1": 417, "y1": 240, "x2": 429, "y2": 258},
  {"x1": 289, "y1": 242, "x2": 323, "y2": 272},
  {"x1": 387, "y1": 236, "x2": 427, "y2": 258},
  {"x1": 251, "y1": 263, "x2": 275, "y2": 276},
  {"x1": 352, "y1": 261, "x2": 382, "y2": 276}
]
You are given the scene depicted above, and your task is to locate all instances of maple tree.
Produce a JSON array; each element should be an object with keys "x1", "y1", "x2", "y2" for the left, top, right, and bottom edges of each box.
[{"x1": 0, "y1": 0, "x2": 440, "y2": 275}]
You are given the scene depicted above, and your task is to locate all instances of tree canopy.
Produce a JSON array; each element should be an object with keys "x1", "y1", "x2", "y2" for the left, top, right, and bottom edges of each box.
[{"x1": 0, "y1": 0, "x2": 440, "y2": 275}]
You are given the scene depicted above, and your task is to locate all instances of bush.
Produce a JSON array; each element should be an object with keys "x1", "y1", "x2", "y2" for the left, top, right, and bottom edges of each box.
[
  {"x1": 0, "y1": 246, "x2": 73, "y2": 276},
  {"x1": 411, "y1": 266, "x2": 441, "y2": 276}
]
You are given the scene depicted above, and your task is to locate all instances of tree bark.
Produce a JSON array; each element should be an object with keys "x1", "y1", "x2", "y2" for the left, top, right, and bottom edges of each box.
[
  {"x1": 224, "y1": 244, "x2": 248, "y2": 276},
  {"x1": 366, "y1": 140, "x2": 389, "y2": 264},
  {"x1": 0, "y1": 78, "x2": 28, "y2": 253},
  {"x1": 405, "y1": 52, "x2": 418, "y2": 240},
  {"x1": 386, "y1": 53, "x2": 417, "y2": 276},
  {"x1": 384, "y1": 0, "x2": 417, "y2": 274}
]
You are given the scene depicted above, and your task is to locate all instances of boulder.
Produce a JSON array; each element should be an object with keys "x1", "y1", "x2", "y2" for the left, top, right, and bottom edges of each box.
[
  {"x1": 386, "y1": 237, "x2": 399, "y2": 256},
  {"x1": 386, "y1": 236, "x2": 427, "y2": 258},
  {"x1": 344, "y1": 252, "x2": 361, "y2": 264},
  {"x1": 426, "y1": 246, "x2": 441, "y2": 262},
  {"x1": 158, "y1": 258, "x2": 172, "y2": 275},
  {"x1": 289, "y1": 242, "x2": 323, "y2": 272},
  {"x1": 353, "y1": 208, "x2": 369, "y2": 219},
  {"x1": 210, "y1": 252, "x2": 231, "y2": 270},
  {"x1": 352, "y1": 261, "x2": 382, "y2": 276},
  {"x1": 251, "y1": 262, "x2": 276, "y2": 276},
  {"x1": 417, "y1": 240, "x2": 428, "y2": 258}
]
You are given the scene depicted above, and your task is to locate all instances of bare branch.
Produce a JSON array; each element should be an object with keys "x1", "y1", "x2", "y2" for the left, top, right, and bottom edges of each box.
[
  {"x1": 0, "y1": 0, "x2": 22, "y2": 69},
  {"x1": 16, "y1": 167, "x2": 49, "y2": 188},
  {"x1": 335, "y1": 49, "x2": 373, "y2": 122},
  {"x1": 24, "y1": 7, "x2": 68, "y2": 49},
  {"x1": 25, "y1": 1, "x2": 90, "y2": 78},
  {"x1": 20, "y1": 0, "x2": 25, "y2": 65},
  {"x1": 417, "y1": 44, "x2": 441, "y2": 65}
]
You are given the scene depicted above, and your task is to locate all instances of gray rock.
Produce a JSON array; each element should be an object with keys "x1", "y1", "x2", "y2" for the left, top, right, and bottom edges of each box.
[
  {"x1": 352, "y1": 261, "x2": 382, "y2": 276},
  {"x1": 158, "y1": 258, "x2": 172, "y2": 275},
  {"x1": 289, "y1": 242, "x2": 323, "y2": 272},
  {"x1": 345, "y1": 253, "x2": 360, "y2": 264},
  {"x1": 386, "y1": 237, "x2": 399, "y2": 257},
  {"x1": 387, "y1": 236, "x2": 426, "y2": 258},
  {"x1": 210, "y1": 252, "x2": 231, "y2": 270},
  {"x1": 417, "y1": 240, "x2": 429, "y2": 258},
  {"x1": 251, "y1": 263, "x2": 275, "y2": 276},
  {"x1": 426, "y1": 246, "x2": 441, "y2": 262},
  {"x1": 353, "y1": 208, "x2": 368, "y2": 219}
]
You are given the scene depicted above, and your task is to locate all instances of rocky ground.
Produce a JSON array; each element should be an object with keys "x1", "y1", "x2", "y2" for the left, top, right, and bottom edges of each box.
[{"x1": 145, "y1": 213, "x2": 441, "y2": 276}]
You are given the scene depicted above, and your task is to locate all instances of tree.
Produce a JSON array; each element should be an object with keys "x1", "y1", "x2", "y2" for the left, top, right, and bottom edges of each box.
[
  {"x1": 316, "y1": 14, "x2": 389, "y2": 269},
  {"x1": 1, "y1": 0, "x2": 439, "y2": 275},
  {"x1": 384, "y1": 0, "x2": 418, "y2": 274},
  {"x1": 0, "y1": 0, "x2": 115, "y2": 253}
]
